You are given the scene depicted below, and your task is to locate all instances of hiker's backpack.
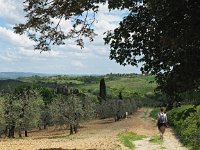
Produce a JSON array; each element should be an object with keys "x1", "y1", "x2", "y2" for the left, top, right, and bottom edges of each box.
[{"x1": 159, "y1": 113, "x2": 166, "y2": 123}]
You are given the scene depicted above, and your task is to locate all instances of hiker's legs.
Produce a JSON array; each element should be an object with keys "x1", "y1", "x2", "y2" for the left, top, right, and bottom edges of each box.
[
  {"x1": 158, "y1": 128, "x2": 163, "y2": 139},
  {"x1": 158, "y1": 123, "x2": 162, "y2": 139},
  {"x1": 159, "y1": 126, "x2": 165, "y2": 140}
]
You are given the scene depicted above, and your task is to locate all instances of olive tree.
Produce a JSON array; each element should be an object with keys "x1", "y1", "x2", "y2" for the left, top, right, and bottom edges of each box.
[
  {"x1": 50, "y1": 93, "x2": 95, "y2": 134},
  {"x1": 2, "y1": 86, "x2": 43, "y2": 138}
]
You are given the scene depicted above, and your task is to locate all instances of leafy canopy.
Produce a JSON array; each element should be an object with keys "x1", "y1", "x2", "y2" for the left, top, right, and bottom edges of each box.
[
  {"x1": 14, "y1": 0, "x2": 200, "y2": 97},
  {"x1": 105, "y1": 0, "x2": 200, "y2": 97}
]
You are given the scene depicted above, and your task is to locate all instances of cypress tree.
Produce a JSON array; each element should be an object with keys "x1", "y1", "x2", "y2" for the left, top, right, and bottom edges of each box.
[{"x1": 99, "y1": 78, "x2": 106, "y2": 101}]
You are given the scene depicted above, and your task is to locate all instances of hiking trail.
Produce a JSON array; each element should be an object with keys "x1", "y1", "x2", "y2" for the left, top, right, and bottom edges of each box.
[{"x1": 133, "y1": 108, "x2": 188, "y2": 150}]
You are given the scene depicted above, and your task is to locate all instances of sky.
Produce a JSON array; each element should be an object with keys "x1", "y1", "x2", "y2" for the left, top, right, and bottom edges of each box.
[{"x1": 0, "y1": 0, "x2": 141, "y2": 75}]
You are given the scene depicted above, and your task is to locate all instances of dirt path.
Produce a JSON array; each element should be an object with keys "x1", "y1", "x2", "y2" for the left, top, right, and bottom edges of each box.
[
  {"x1": 162, "y1": 128, "x2": 188, "y2": 150},
  {"x1": 0, "y1": 108, "x2": 188, "y2": 150},
  {"x1": 133, "y1": 108, "x2": 188, "y2": 150}
]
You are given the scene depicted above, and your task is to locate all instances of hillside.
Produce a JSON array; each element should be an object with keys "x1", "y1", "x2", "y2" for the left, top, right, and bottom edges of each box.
[
  {"x1": 17, "y1": 74, "x2": 157, "y2": 98},
  {"x1": 0, "y1": 74, "x2": 159, "y2": 107},
  {"x1": 0, "y1": 79, "x2": 27, "y2": 92}
]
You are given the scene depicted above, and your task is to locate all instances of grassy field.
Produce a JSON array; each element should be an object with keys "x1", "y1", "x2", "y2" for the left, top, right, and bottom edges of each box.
[{"x1": 73, "y1": 75, "x2": 157, "y2": 98}]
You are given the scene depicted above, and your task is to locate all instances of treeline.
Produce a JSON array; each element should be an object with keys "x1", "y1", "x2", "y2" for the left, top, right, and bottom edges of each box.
[
  {"x1": 168, "y1": 105, "x2": 200, "y2": 150},
  {"x1": 0, "y1": 78, "x2": 140, "y2": 138},
  {"x1": 18, "y1": 73, "x2": 140, "y2": 85},
  {"x1": 105, "y1": 73, "x2": 139, "y2": 77}
]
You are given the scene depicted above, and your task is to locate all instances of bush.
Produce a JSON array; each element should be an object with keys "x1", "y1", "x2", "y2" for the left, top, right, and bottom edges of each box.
[{"x1": 168, "y1": 105, "x2": 200, "y2": 150}]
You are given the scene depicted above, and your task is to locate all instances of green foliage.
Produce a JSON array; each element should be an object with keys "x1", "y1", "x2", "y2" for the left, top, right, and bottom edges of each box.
[
  {"x1": 0, "y1": 97, "x2": 6, "y2": 134},
  {"x1": 118, "y1": 132, "x2": 146, "y2": 149},
  {"x1": 1, "y1": 85, "x2": 44, "y2": 137},
  {"x1": 14, "y1": 85, "x2": 44, "y2": 128},
  {"x1": 40, "y1": 87, "x2": 55, "y2": 105},
  {"x1": 167, "y1": 105, "x2": 196, "y2": 126},
  {"x1": 149, "y1": 135, "x2": 163, "y2": 144},
  {"x1": 17, "y1": 74, "x2": 157, "y2": 100},
  {"x1": 150, "y1": 108, "x2": 160, "y2": 120},
  {"x1": 50, "y1": 93, "x2": 96, "y2": 134},
  {"x1": 180, "y1": 90, "x2": 200, "y2": 105},
  {"x1": 0, "y1": 79, "x2": 28, "y2": 92},
  {"x1": 168, "y1": 105, "x2": 200, "y2": 149},
  {"x1": 97, "y1": 99, "x2": 138, "y2": 119},
  {"x1": 104, "y1": 0, "x2": 200, "y2": 97},
  {"x1": 106, "y1": 75, "x2": 156, "y2": 98}
]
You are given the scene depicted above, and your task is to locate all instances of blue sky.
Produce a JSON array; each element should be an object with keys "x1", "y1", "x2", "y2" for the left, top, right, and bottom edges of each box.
[{"x1": 0, "y1": 0, "x2": 141, "y2": 75}]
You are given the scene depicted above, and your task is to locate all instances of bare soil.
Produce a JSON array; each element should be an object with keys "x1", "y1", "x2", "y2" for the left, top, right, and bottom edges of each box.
[{"x1": 0, "y1": 108, "x2": 188, "y2": 150}]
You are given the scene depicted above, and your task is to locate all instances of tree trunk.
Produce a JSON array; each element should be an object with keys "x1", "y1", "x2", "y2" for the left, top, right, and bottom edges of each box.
[
  {"x1": 8, "y1": 125, "x2": 15, "y2": 138},
  {"x1": 44, "y1": 124, "x2": 47, "y2": 129},
  {"x1": 18, "y1": 129, "x2": 22, "y2": 138},
  {"x1": 43, "y1": 115, "x2": 47, "y2": 129},
  {"x1": 25, "y1": 130, "x2": 28, "y2": 137},
  {"x1": 70, "y1": 124, "x2": 73, "y2": 135},
  {"x1": 4, "y1": 126, "x2": 8, "y2": 137},
  {"x1": 18, "y1": 123, "x2": 22, "y2": 138},
  {"x1": 74, "y1": 124, "x2": 78, "y2": 134},
  {"x1": 38, "y1": 125, "x2": 42, "y2": 130}
]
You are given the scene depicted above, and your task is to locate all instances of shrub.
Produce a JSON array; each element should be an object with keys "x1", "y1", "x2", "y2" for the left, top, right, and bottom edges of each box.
[{"x1": 168, "y1": 105, "x2": 200, "y2": 150}]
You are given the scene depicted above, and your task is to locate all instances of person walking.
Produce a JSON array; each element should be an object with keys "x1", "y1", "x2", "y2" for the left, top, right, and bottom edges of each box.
[{"x1": 157, "y1": 107, "x2": 168, "y2": 140}]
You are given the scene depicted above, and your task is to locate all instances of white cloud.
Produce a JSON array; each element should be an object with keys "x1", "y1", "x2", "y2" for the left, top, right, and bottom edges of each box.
[
  {"x1": 0, "y1": 27, "x2": 35, "y2": 48},
  {"x1": 0, "y1": 0, "x2": 24, "y2": 24},
  {"x1": 0, "y1": 49, "x2": 21, "y2": 62},
  {"x1": 0, "y1": 47, "x2": 66, "y2": 63},
  {"x1": 71, "y1": 60, "x2": 86, "y2": 68},
  {"x1": 51, "y1": 18, "x2": 72, "y2": 35},
  {"x1": 0, "y1": 54, "x2": 15, "y2": 62},
  {"x1": 51, "y1": 3, "x2": 125, "y2": 59},
  {"x1": 68, "y1": 4, "x2": 126, "y2": 59},
  {"x1": 18, "y1": 47, "x2": 63, "y2": 58}
]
